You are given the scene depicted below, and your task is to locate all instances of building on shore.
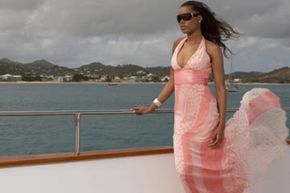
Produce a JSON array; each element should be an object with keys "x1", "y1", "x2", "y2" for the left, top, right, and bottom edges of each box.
[{"x1": 0, "y1": 74, "x2": 22, "y2": 81}]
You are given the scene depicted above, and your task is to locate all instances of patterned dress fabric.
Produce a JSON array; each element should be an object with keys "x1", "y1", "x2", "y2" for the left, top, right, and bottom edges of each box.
[{"x1": 171, "y1": 37, "x2": 289, "y2": 193}]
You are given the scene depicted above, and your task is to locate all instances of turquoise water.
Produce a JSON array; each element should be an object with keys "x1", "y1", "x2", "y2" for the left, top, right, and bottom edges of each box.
[{"x1": 0, "y1": 83, "x2": 289, "y2": 156}]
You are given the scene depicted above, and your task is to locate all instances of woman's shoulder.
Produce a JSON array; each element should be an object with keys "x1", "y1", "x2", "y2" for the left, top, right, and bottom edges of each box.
[
  {"x1": 173, "y1": 37, "x2": 185, "y2": 45},
  {"x1": 172, "y1": 37, "x2": 185, "y2": 53},
  {"x1": 204, "y1": 39, "x2": 221, "y2": 55}
]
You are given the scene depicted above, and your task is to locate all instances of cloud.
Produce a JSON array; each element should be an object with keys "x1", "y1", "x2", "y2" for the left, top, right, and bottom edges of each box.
[
  {"x1": 0, "y1": 0, "x2": 289, "y2": 72},
  {"x1": 206, "y1": 0, "x2": 290, "y2": 38},
  {"x1": 225, "y1": 36, "x2": 290, "y2": 72},
  {"x1": 0, "y1": 0, "x2": 44, "y2": 11},
  {"x1": 24, "y1": 0, "x2": 180, "y2": 37}
]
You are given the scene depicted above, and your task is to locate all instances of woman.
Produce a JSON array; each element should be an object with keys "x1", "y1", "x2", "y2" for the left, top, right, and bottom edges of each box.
[{"x1": 133, "y1": 1, "x2": 288, "y2": 193}]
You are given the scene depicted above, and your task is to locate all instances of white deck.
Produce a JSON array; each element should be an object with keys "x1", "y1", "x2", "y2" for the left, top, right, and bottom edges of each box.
[{"x1": 0, "y1": 148, "x2": 289, "y2": 193}]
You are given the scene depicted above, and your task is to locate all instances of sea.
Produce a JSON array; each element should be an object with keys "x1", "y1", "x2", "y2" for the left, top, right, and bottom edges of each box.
[{"x1": 0, "y1": 83, "x2": 289, "y2": 156}]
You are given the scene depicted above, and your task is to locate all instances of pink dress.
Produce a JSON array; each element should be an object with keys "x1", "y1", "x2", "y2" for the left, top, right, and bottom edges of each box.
[{"x1": 171, "y1": 37, "x2": 289, "y2": 193}]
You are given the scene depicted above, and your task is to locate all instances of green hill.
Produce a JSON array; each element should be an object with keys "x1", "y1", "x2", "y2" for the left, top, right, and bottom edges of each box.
[{"x1": 0, "y1": 58, "x2": 289, "y2": 83}]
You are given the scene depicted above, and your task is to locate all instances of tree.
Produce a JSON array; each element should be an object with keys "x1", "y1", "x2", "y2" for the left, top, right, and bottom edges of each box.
[{"x1": 72, "y1": 74, "x2": 85, "y2": 82}]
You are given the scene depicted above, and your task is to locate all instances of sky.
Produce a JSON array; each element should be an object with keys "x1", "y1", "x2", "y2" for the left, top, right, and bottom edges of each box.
[{"x1": 0, "y1": 0, "x2": 289, "y2": 73}]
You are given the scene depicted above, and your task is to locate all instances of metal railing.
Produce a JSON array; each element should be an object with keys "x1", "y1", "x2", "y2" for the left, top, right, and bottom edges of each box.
[{"x1": 0, "y1": 107, "x2": 289, "y2": 155}]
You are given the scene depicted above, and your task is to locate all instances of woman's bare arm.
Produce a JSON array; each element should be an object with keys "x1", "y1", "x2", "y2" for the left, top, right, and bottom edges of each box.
[
  {"x1": 207, "y1": 42, "x2": 227, "y2": 147},
  {"x1": 132, "y1": 38, "x2": 182, "y2": 115}
]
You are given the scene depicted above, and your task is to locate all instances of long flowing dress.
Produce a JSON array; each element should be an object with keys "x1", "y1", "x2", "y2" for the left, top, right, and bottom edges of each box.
[{"x1": 171, "y1": 36, "x2": 289, "y2": 193}]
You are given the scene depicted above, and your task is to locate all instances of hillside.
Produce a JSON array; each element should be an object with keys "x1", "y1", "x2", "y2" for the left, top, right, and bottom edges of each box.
[
  {"x1": 256, "y1": 67, "x2": 290, "y2": 83},
  {"x1": 76, "y1": 63, "x2": 146, "y2": 76},
  {"x1": 0, "y1": 58, "x2": 289, "y2": 83},
  {"x1": 0, "y1": 58, "x2": 25, "y2": 75},
  {"x1": 25, "y1": 59, "x2": 74, "y2": 76},
  {"x1": 231, "y1": 71, "x2": 263, "y2": 79},
  {"x1": 233, "y1": 67, "x2": 290, "y2": 83},
  {"x1": 0, "y1": 58, "x2": 73, "y2": 76}
]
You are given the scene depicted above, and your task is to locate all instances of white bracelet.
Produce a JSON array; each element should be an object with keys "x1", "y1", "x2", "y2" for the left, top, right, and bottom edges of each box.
[{"x1": 153, "y1": 98, "x2": 162, "y2": 107}]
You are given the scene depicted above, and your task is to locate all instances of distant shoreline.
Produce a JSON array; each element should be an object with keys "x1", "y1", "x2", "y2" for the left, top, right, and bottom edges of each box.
[
  {"x1": 0, "y1": 81, "x2": 167, "y2": 85},
  {"x1": 0, "y1": 81, "x2": 289, "y2": 85},
  {"x1": 229, "y1": 82, "x2": 290, "y2": 85}
]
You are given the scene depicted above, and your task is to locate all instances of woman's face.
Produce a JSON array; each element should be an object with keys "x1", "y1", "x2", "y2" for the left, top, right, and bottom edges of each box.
[{"x1": 177, "y1": 6, "x2": 201, "y2": 34}]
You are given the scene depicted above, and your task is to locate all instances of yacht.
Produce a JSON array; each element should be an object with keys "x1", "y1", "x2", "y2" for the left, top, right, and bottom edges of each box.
[
  {"x1": 0, "y1": 109, "x2": 289, "y2": 193},
  {"x1": 226, "y1": 55, "x2": 239, "y2": 92}
]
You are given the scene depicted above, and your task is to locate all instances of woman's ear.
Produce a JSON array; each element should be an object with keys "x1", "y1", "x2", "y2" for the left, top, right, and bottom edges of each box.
[{"x1": 198, "y1": 16, "x2": 203, "y2": 23}]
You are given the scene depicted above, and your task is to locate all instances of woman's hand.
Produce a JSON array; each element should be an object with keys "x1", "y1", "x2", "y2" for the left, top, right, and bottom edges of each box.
[
  {"x1": 210, "y1": 121, "x2": 225, "y2": 148},
  {"x1": 132, "y1": 105, "x2": 156, "y2": 115}
]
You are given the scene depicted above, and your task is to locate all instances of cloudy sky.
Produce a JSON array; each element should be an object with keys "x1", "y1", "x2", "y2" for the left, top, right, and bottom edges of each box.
[{"x1": 0, "y1": 0, "x2": 289, "y2": 73}]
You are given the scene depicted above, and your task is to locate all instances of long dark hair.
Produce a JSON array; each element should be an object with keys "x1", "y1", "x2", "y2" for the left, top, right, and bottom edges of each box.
[{"x1": 180, "y1": 1, "x2": 239, "y2": 57}]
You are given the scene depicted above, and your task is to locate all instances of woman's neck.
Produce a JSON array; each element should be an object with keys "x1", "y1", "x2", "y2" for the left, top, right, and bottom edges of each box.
[{"x1": 186, "y1": 31, "x2": 203, "y2": 44}]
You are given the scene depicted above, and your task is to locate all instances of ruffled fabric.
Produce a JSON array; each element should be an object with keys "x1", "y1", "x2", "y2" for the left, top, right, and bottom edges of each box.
[{"x1": 172, "y1": 37, "x2": 289, "y2": 193}]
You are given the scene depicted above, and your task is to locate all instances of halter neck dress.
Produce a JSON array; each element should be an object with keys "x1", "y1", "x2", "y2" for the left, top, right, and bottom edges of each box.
[{"x1": 171, "y1": 36, "x2": 288, "y2": 193}]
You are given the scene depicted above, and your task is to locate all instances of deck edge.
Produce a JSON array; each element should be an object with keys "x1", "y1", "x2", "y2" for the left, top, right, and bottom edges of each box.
[{"x1": 0, "y1": 146, "x2": 174, "y2": 168}]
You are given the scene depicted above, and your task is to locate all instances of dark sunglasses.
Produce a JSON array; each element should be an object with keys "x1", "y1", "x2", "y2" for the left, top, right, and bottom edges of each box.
[{"x1": 177, "y1": 13, "x2": 200, "y2": 23}]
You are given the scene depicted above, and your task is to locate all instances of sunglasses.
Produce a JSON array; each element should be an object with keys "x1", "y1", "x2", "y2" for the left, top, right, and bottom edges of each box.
[{"x1": 177, "y1": 13, "x2": 200, "y2": 23}]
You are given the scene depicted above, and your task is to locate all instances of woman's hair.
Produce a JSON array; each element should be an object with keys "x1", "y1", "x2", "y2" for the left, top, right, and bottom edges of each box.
[{"x1": 180, "y1": 1, "x2": 239, "y2": 57}]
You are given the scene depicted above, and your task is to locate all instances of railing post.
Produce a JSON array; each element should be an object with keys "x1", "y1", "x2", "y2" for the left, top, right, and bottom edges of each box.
[{"x1": 74, "y1": 113, "x2": 81, "y2": 155}]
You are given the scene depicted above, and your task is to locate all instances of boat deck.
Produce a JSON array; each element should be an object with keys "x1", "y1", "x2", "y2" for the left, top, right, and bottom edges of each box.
[
  {"x1": 0, "y1": 109, "x2": 289, "y2": 193},
  {"x1": 0, "y1": 147, "x2": 289, "y2": 193}
]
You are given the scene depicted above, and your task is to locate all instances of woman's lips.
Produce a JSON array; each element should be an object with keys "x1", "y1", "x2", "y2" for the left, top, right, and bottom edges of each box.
[
  {"x1": 179, "y1": 25, "x2": 186, "y2": 29},
  {"x1": 180, "y1": 26, "x2": 186, "y2": 31}
]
